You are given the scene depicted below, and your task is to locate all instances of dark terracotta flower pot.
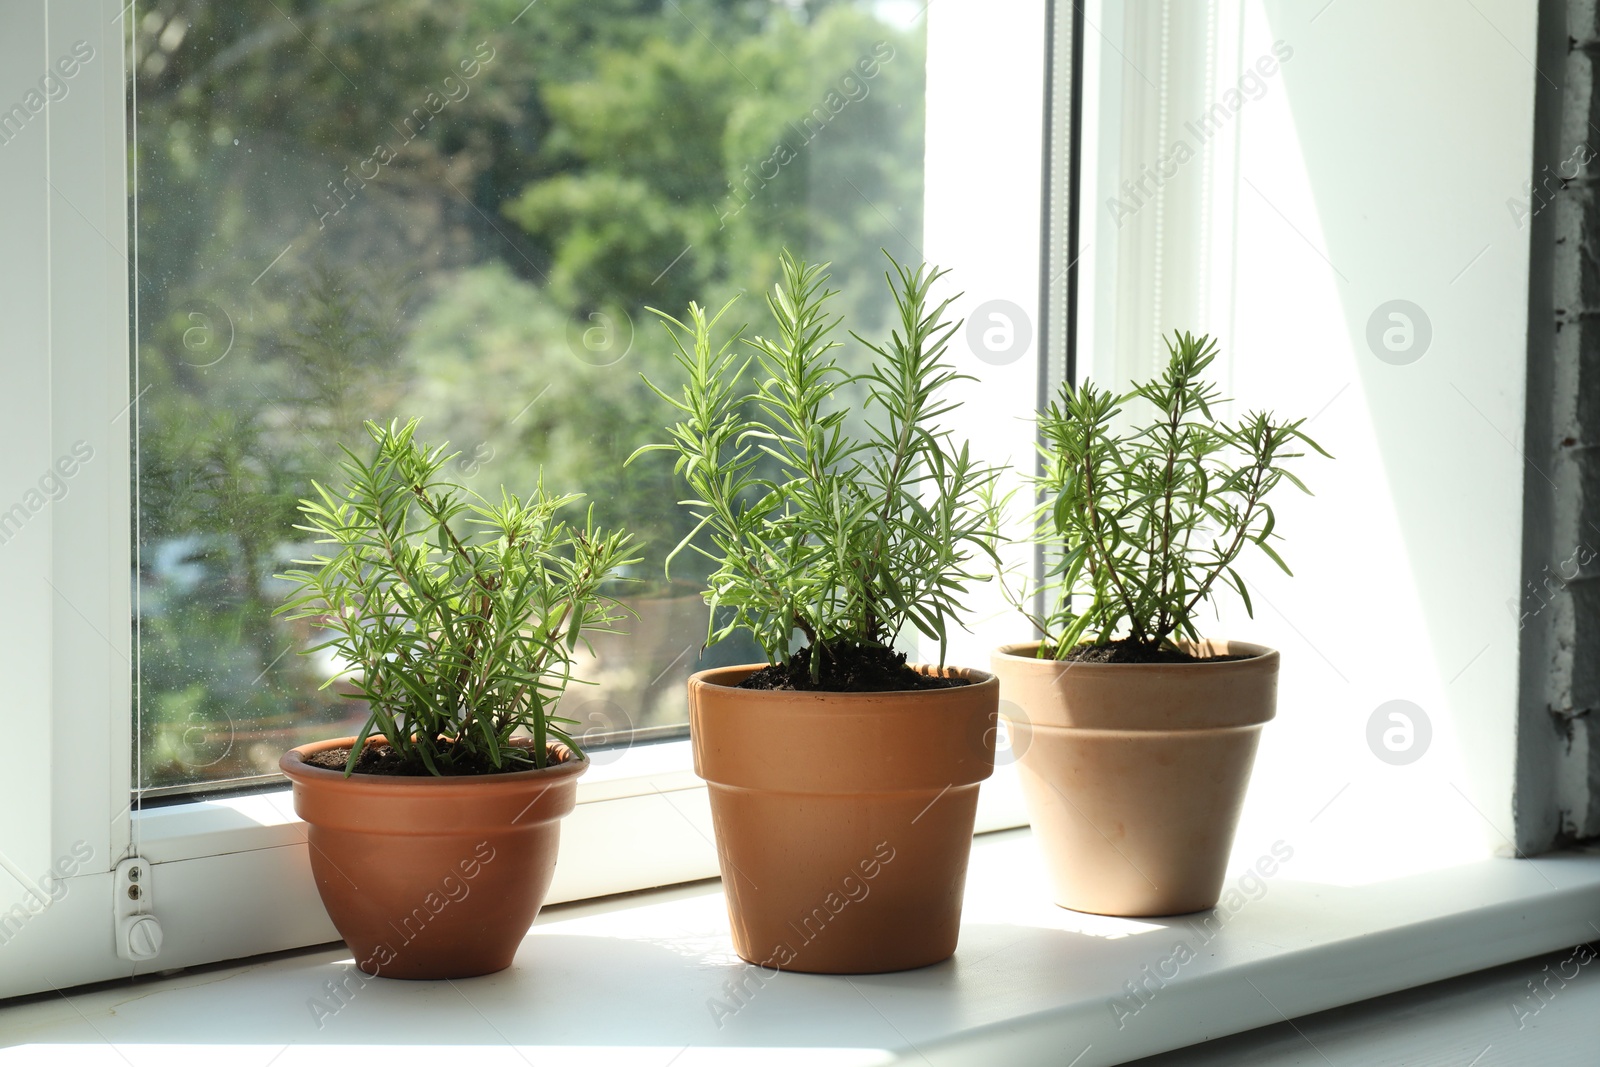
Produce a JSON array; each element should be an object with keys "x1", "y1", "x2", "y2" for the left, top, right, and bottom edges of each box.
[
  {"x1": 279, "y1": 736, "x2": 587, "y2": 980},
  {"x1": 688, "y1": 664, "x2": 998, "y2": 974},
  {"x1": 991, "y1": 640, "x2": 1277, "y2": 917}
]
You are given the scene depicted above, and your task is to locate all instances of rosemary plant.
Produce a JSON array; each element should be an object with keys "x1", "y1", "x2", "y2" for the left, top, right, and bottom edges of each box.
[
  {"x1": 1017, "y1": 332, "x2": 1329, "y2": 660},
  {"x1": 630, "y1": 251, "x2": 1002, "y2": 683},
  {"x1": 275, "y1": 418, "x2": 638, "y2": 774}
]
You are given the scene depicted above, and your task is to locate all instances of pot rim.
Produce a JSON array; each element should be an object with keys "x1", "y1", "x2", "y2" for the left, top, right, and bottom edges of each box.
[
  {"x1": 992, "y1": 639, "x2": 1277, "y2": 669},
  {"x1": 279, "y1": 734, "x2": 589, "y2": 790},
  {"x1": 688, "y1": 661, "x2": 997, "y2": 696}
]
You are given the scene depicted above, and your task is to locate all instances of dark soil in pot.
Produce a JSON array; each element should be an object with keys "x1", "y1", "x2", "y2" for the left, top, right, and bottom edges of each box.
[
  {"x1": 1057, "y1": 637, "x2": 1258, "y2": 664},
  {"x1": 303, "y1": 741, "x2": 578, "y2": 777},
  {"x1": 737, "y1": 642, "x2": 971, "y2": 692}
]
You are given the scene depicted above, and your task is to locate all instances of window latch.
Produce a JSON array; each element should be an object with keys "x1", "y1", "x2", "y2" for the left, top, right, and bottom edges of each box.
[{"x1": 113, "y1": 857, "x2": 163, "y2": 961}]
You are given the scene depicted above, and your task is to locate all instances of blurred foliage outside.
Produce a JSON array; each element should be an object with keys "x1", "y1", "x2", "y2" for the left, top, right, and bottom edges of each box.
[{"x1": 130, "y1": 0, "x2": 927, "y2": 789}]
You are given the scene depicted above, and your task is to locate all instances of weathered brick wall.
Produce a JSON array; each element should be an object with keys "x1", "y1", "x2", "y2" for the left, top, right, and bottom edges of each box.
[{"x1": 1518, "y1": 0, "x2": 1600, "y2": 851}]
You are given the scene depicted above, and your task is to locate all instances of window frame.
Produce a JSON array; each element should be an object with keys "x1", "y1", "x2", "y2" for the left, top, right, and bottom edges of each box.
[
  {"x1": 0, "y1": 0, "x2": 137, "y2": 997},
  {"x1": 0, "y1": 0, "x2": 1040, "y2": 999},
  {"x1": 0, "y1": 0, "x2": 132, "y2": 942}
]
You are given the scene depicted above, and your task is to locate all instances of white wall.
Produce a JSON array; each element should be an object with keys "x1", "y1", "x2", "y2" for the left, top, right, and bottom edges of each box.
[{"x1": 1078, "y1": 0, "x2": 1539, "y2": 879}]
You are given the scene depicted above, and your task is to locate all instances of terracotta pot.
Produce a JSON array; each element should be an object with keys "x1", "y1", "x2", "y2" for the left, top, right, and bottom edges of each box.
[
  {"x1": 688, "y1": 664, "x2": 997, "y2": 974},
  {"x1": 991, "y1": 640, "x2": 1277, "y2": 917},
  {"x1": 279, "y1": 736, "x2": 587, "y2": 980}
]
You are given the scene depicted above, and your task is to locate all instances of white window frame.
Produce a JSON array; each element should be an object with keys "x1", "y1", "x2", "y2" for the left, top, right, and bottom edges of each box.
[
  {"x1": 0, "y1": 0, "x2": 138, "y2": 998},
  {"x1": 0, "y1": 0, "x2": 1039, "y2": 998}
]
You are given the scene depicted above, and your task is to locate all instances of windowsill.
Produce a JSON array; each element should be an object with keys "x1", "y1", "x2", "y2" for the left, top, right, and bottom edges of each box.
[{"x1": 5, "y1": 829, "x2": 1598, "y2": 1065}]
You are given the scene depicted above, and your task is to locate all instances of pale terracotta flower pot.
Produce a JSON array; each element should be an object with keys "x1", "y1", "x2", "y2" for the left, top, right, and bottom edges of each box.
[
  {"x1": 991, "y1": 640, "x2": 1277, "y2": 916},
  {"x1": 279, "y1": 735, "x2": 587, "y2": 980},
  {"x1": 688, "y1": 664, "x2": 998, "y2": 974}
]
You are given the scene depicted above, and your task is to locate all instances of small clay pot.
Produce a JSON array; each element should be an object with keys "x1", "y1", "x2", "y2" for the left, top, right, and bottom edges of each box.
[
  {"x1": 991, "y1": 640, "x2": 1278, "y2": 917},
  {"x1": 688, "y1": 664, "x2": 997, "y2": 974},
  {"x1": 279, "y1": 736, "x2": 587, "y2": 980}
]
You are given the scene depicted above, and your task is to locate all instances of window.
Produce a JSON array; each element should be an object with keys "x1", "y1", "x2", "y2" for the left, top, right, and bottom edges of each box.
[
  {"x1": 5, "y1": 0, "x2": 1572, "y2": 1031},
  {"x1": 0, "y1": 0, "x2": 1040, "y2": 998},
  {"x1": 128, "y1": 1, "x2": 930, "y2": 798}
]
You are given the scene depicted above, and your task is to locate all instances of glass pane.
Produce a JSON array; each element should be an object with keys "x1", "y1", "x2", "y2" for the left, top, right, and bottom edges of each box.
[{"x1": 130, "y1": 0, "x2": 927, "y2": 794}]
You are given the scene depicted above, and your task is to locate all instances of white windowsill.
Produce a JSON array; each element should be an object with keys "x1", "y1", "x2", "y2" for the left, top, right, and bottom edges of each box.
[
  {"x1": 4, "y1": 829, "x2": 1598, "y2": 1066},
  {"x1": 1115, "y1": 941, "x2": 1599, "y2": 1065}
]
